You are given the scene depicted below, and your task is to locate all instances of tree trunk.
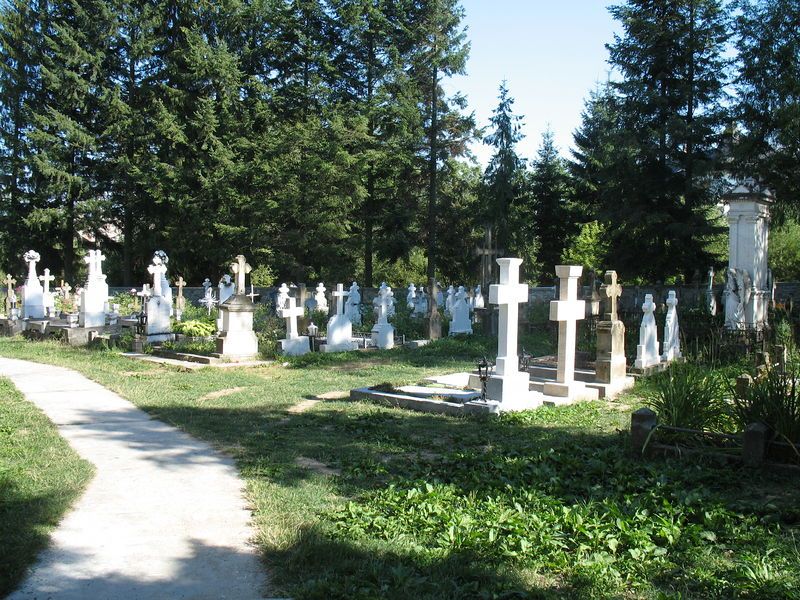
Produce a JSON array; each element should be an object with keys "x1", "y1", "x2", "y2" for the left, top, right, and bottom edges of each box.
[{"x1": 426, "y1": 67, "x2": 438, "y2": 283}]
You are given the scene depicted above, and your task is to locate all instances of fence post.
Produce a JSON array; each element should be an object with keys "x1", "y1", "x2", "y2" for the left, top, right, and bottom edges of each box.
[
  {"x1": 742, "y1": 422, "x2": 768, "y2": 466},
  {"x1": 631, "y1": 408, "x2": 657, "y2": 456}
]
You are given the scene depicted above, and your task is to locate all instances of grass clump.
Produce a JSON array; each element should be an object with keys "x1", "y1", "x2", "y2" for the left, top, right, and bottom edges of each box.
[
  {"x1": 645, "y1": 363, "x2": 730, "y2": 432},
  {"x1": 0, "y1": 378, "x2": 93, "y2": 596}
]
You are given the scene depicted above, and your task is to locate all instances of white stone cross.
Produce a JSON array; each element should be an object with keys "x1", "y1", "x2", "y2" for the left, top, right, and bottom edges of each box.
[
  {"x1": 549, "y1": 265, "x2": 585, "y2": 388},
  {"x1": 147, "y1": 259, "x2": 166, "y2": 297},
  {"x1": 407, "y1": 283, "x2": 417, "y2": 308},
  {"x1": 314, "y1": 282, "x2": 327, "y2": 311},
  {"x1": 84, "y1": 250, "x2": 96, "y2": 278},
  {"x1": 489, "y1": 258, "x2": 528, "y2": 377},
  {"x1": 332, "y1": 283, "x2": 348, "y2": 316},
  {"x1": 377, "y1": 283, "x2": 393, "y2": 322},
  {"x1": 39, "y1": 268, "x2": 55, "y2": 294},
  {"x1": 137, "y1": 284, "x2": 152, "y2": 302},
  {"x1": 231, "y1": 255, "x2": 251, "y2": 295},
  {"x1": 283, "y1": 296, "x2": 305, "y2": 339},
  {"x1": 276, "y1": 283, "x2": 290, "y2": 314},
  {"x1": 93, "y1": 250, "x2": 106, "y2": 278},
  {"x1": 6, "y1": 274, "x2": 16, "y2": 295},
  {"x1": 599, "y1": 270, "x2": 622, "y2": 321}
]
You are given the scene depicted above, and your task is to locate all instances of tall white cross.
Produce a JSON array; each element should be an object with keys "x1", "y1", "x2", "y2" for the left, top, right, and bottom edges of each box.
[
  {"x1": 332, "y1": 283, "x2": 348, "y2": 316},
  {"x1": 549, "y1": 265, "x2": 585, "y2": 387},
  {"x1": 94, "y1": 251, "x2": 106, "y2": 278},
  {"x1": 283, "y1": 296, "x2": 305, "y2": 339},
  {"x1": 489, "y1": 258, "x2": 529, "y2": 377},
  {"x1": 231, "y1": 255, "x2": 251, "y2": 295},
  {"x1": 39, "y1": 268, "x2": 55, "y2": 294},
  {"x1": 84, "y1": 250, "x2": 96, "y2": 278}
]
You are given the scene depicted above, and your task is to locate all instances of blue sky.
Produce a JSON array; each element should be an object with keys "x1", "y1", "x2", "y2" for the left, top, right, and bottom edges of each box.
[{"x1": 443, "y1": 1, "x2": 620, "y2": 166}]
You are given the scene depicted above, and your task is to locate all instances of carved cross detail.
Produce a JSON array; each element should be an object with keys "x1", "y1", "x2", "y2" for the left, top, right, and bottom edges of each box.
[
  {"x1": 332, "y1": 283, "x2": 348, "y2": 316},
  {"x1": 230, "y1": 255, "x2": 251, "y2": 295},
  {"x1": 600, "y1": 270, "x2": 622, "y2": 321},
  {"x1": 39, "y1": 268, "x2": 55, "y2": 294}
]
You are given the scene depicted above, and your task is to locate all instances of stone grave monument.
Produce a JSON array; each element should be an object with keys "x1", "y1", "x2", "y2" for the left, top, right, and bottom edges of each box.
[
  {"x1": 39, "y1": 268, "x2": 56, "y2": 317},
  {"x1": 175, "y1": 276, "x2": 186, "y2": 321},
  {"x1": 445, "y1": 285, "x2": 455, "y2": 315},
  {"x1": 216, "y1": 255, "x2": 258, "y2": 360},
  {"x1": 414, "y1": 287, "x2": 428, "y2": 317},
  {"x1": 145, "y1": 253, "x2": 173, "y2": 343},
  {"x1": 661, "y1": 290, "x2": 682, "y2": 362},
  {"x1": 280, "y1": 297, "x2": 310, "y2": 356},
  {"x1": 473, "y1": 285, "x2": 484, "y2": 310},
  {"x1": 313, "y1": 282, "x2": 328, "y2": 313},
  {"x1": 346, "y1": 282, "x2": 361, "y2": 325},
  {"x1": 634, "y1": 293, "x2": 660, "y2": 370},
  {"x1": 276, "y1": 283, "x2": 291, "y2": 314},
  {"x1": 322, "y1": 283, "x2": 357, "y2": 352},
  {"x1": 406, "y1": 283, "x2": 417, "y2": 309},
  {"x1": 723, "y1": 180, "x2": 772, "y2": 330},
  {"x1": 543, "y1": 265, "x2": 593, "y2": 401},
  {"x1": 4, "y1": 274, "x2": 17, "y2": 317},
  {"x1": 371, "y1": 283, "x2": 395, "y2": 349},
  {"x1": 595, "y1": 270, "x2": 633, "y2": 394},
  {"x1": 449, "y1": 286, "x2": 473, "y2": 335},
  {"x1": 22, "y1": 250, "x2": 45, "y2": 319},
  {"x1": 482, "y1": 258, "x2": 537, "y2": 410},
  {"x1": 79, "y1": 250, "x2": 109, "y2": 328}
]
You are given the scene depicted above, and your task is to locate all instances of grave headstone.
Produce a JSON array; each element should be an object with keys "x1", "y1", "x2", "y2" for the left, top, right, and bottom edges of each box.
[
  {"x1": 22, "y1": 250, "x2": 45, "y2": 319},
  {"x1": 280, "y1": 297, "x2": 311, "y2": 356},
  {"x1": 346, "y1": 282, "x2": 362, "y2": 325},
  {"x1": 449, "y1": 286, "x2": 473, "y2": 335},
  {"x1": 723, "y1": 180, "x2": 772, "y2": 330},
  {"x1": 4, "y1": 274, "x2": 16, "y2": 316},
  {"x1": 596, "y1": 270, "x2": 627, "y2": 385},
  {"x1": 445, "y1": 285, "x2": 455, "y2": 316},
  {"x1": 145, "y1": 253, "x2": 173, "y2": 342},
  {"x1": 39, "y1": 268, "x2": 56, "y2": 317},
  {"x1": 175, "y1": 276, "x2": 186, "y2": 320},
  {"x1": 371, "y1": 283, "x2": 395, "y2": 349},
  {"x1": 216, "y1": 255, "x2": 258, "y2": 360},
  {"x1": 79, "y1": 250, "x2": 109, "y2": 328},
  {"x1": 217, "y1": 274, "x2": 235, "y2": 330},
  {"x1": 323, "y1": 283, "x2": 357, "y2": 352},
  {"x1": 406, "y1": 283, "x2": 417, "y2": 309},
  {"x1": 313, "y1": 282, "x2": 328, "y2": 313},
  {"x1": 276, "y1": 283, "x2": 291, "y2": 315},
  {"x1": 485, "y1": 258, "x2": 535, "y2": 410},
  {"x1": 661, "y1": 290, "x2": 682, "y2": 362},
  {"x1": 473, "y1": 285, "x2": 485, "y2": 310},
  {"x1": 414, "y1": 286, "x2": 428, "y2": 317},
  {"x1": 634, "y1": 294, "x2": 660, "y2": 369},
  {"x1": 543, "y1": 265, "x2": 588, "y2": 399}
]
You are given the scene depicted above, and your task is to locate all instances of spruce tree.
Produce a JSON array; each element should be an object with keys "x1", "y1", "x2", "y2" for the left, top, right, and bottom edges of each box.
[
  {"x1": 605, "y1": 0, "x2": 729, "y2": 280},
  {"x1": 481, "y1": 81, "x2": 526, "y2": 257},
  {"x1": 734, "y1": 0, "x2": 800, "y2": 215},
  {"x1": 528, "y1": 129, "x2": 575, "y2": 282}
]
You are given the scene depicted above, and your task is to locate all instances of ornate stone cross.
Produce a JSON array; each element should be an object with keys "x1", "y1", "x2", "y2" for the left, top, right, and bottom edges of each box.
[
  {"x1": 600, "y1": 270, "x2": 622, "y2": 321},
  {"x1": 231, "y1": 255, "x2": 251, "y2": 296},
  {"x1": 147, "y1": 260, "x2": 166, "y2": 297},
  {"x1": 23, "y1": 250, "x2": 40, "y2": 284},
  {"x1": 84, "y1": 250, "x2": 96, "y2": 278},
  {"x1": 60, "y1": 281, "x2": 72, "y2": 300},
  {"x1": 5, "y1": 274, "x2": 16, "y2": 313},
  {"x1": 175, "y1": 276, "x2": 186, "y2": 311},
  {"x1": 6, "y1": 273, "x2": 16, "y2": 295}
]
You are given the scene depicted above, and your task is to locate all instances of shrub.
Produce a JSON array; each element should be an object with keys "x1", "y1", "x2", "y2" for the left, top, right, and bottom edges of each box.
[
  {"x1": 646, "y1": 363, "x2": 730, "y2": 432},
  {"x1": 731, "y1": 366, "x2": 800, "y2": 444},
  {"x1": 110, "y1": 291, "x2": 139, "y2": 316},
  {"x1": 253, "y1": 303, "x2": 285, "y2": 359},
  {"x1": 172, "y1": 319, "x2": 215, "y2": 337}
]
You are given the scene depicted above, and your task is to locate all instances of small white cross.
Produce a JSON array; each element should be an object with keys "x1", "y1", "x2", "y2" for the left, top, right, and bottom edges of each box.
[
  {"x1": 283, "y1": 296, "x2": 305, "y2": 339},
  {"x1": 332, "y1": 283, "x2": 348, "y2": 316},
  {"x1": 39, "y1": 268, "x2": 55, "y2": 294}
]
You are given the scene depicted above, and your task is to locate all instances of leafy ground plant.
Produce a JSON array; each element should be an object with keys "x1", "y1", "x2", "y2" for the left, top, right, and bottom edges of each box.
[
  {"x1": 0, "y1": 378, "x2": 93, "y2": 596},
  {"x1": 0, "y1": 337, "x2": 798, "y2": 599},
  {"x1": 732, "y1": 365, "x2": 800, "y2": 447},
  {"x1": 645, "y1": 363, "x2": 731, "y2": 432}
]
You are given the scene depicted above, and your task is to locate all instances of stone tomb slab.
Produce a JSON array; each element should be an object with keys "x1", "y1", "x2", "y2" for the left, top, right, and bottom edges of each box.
[
  {"x1": 350, "y1": 387, "x2": 500, "y2": 416},
  {"x1": 423, "y1": 372, "x2": 472, "y2": 388},
  {"x1": 396, "y1": 385, "x2": 482, "y2": 402}
]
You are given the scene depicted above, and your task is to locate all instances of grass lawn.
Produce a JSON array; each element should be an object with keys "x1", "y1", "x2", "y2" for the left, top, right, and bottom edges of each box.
[
  {"x1": 0, "y1": 335, "x2": 798, "y2": 599},
  {"x1": 0, "y1": 376, "x2": 94, "y2": 596}
]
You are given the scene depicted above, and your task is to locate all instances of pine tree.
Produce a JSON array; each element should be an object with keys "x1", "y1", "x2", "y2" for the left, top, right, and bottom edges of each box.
[
  {"x1": 481, "y1": 81, "x2": 526, "y2": 256},
  {"x1": 734, "y1": 0, "x2": 800, "y2": 215},
  {"x1": 26, "y1": 0, "x2": 116, "y2": 281},
  {"x1": 528, "y1": 129, "x2": 575, "y2": 282},
  {"x1": 407, "y1": 0, "x2": 474, "y2": 286},
  {"x1": 605, "y1": 0, "x2": 729, "y2": 280}
]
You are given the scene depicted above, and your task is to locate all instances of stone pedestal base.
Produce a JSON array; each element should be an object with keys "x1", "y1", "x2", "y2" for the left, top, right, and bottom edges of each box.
[
  {"x1": 80, "y1": 311, "x2": 106, "y2": 328},
  {"x1": 216, "y1": 330, "x2": 258, "y2": 359},
  {"x1": 634, "y1": 345, "x2": 661, "y2": 370},
  {"x1": 324, "y1": 315, "x2": 357, "y2": 352},
  {"x1": 596, "y1": 320, "x2": 627, "y2": 383},
  {"x1": 322, "y1": 341, "x2": 357, "y2": 352},
  {"x1": 485, "y1": 371, "x2": 539, "y2": 411},
  {"x1": 146, "y1": 332, "x2": 174, "y2": 343},
  {"x1": 281, "y1": 336, "x2": 310, "y2": 356},
  {"x1": 371, "y1": 322, "x2": 394, "y2": 349},
  {"x1": 145, "y1": 297, "x2": 172, "y2": 342},
  {"x1": 542, "y1": 379, "x2": 594, "y2": 401}
]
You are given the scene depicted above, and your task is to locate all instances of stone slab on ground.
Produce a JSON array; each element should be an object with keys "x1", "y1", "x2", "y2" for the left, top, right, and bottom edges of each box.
[
  {"x1": 396, "y1": 385, "x2": 481, "y2": 401},
  {"x1": 423, "y1": 372, "x2": 473, "y2": 388},
  {"x1": 350, "y1": 387, "x2": 500, "y2": 416},
  {"x1": 0, "y1": 356, "x2": 268, "y2": 600},
  {"x1": 124, "y1": 352, "x2": 271, "y2": 370}
]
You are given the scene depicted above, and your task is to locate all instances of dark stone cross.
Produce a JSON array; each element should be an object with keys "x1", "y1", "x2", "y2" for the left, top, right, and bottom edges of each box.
[
  {"x1": 474, "y1": 227, "x2": 504, "y2": 289},
  {"x1": 5, "y1": 274, "x2": 16, "y2": 313},
  {"x1": 600, "y1": 270, "x2": 622, "y2": 321}
]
